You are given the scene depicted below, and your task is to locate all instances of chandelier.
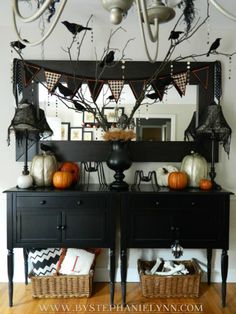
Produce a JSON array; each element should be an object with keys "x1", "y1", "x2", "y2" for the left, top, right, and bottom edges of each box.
[{"x1": 12, "y1": 0, "x2": 236, "y2": 62}]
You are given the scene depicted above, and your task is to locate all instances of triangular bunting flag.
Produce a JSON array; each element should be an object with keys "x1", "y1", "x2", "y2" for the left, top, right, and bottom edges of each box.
[
  {"x1": 45, "y1": 70, "x2": 61, "y2": 93},
  {"x1": 192, "y1": 66, "x2": 209, "y2": 90},
  {"x1": 108, "y1": 80, "x2": 124, "y2": 103},
  {"x1": 24, "y1": 63, "x2": 41, "y2": 87},
  {"x1": 151, "y1": 76, "x2": 172, "y2": 101},
  {"x1": 172, "y1": 72, "x2": 187, "y2": 97},
  {"x1": 66, "y1": 76, "x2": 83, "y2": 97},
  {"x1": 129, "y1": 80, "x2": 146, "y2": 100},
  {"x1": 87, "y1": 80, "x2": 104, "y2": 102}
]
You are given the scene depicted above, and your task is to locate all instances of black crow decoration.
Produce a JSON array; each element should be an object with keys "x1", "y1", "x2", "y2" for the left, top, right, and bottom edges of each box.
[
  {"x1": 10, "y1": 39, "x2": 29, "y2": 51},
  {"x1": 57, "y1": 83, "x2": 74, "y2": 97},
  {"x1": 99, "y1": 51, "x2": 115, "y2": 68},
  {"x1": 168, "y1": 31, "x2": 184, "y2": 41},
  {"x1": 207, "y1": 38, "x2": 221, "y2": 57},
  {"x1": 62, "y1": 21, "x2": 92, "y2": 35}
]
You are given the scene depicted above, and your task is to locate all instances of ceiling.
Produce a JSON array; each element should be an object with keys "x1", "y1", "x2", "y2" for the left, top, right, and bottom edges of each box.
[
  {"x1": 57, "y1": 0, "x2": 236, "y2": 28},
  {"x1": 4, "y1": 0, "x2": 236, "y2": 28}
]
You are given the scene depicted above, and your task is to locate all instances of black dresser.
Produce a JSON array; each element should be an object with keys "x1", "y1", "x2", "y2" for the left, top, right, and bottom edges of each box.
[
  {"x1": 120, "y1": 186, "x2": 232, "y2": 307},
  {"x1": 5, "y1": 185, "x2": 117, "y2": 306},
  {"x1": 5, "y1": 185, "x2": 232, "y2": 307}
]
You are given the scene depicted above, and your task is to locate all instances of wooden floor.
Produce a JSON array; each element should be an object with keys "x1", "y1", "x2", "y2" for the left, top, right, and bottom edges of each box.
[{"x1": 1, "y1": 282, "x2": 236, "y2": 314}]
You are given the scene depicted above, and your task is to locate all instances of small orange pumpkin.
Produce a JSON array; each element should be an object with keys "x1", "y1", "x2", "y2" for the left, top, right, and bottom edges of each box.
[
  {"x1": 60, "y1": 162, "x2": 79, "y2": 185},
  {"x1": 199, "y1": 179, "x2": 213, "y2": 190},
  {"x1": 52, "y1": 171, "x2": 73, "y2": 189},
  {"x1": 168, "y1": 171, "x2": 188, "y2": 190}
]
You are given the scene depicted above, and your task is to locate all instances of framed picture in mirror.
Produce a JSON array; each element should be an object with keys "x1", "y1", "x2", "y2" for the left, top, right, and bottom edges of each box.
[
  {"x1": 83, "y1": 111, "x2": 95, "y2": 124},
  {"x1": 61, "y1": 122, "x2": 70, "y2": 141},
  {"x1": 70, "y1": 127, "x2": 83, "y2": 141},
  {"x1": 83, "y1": 129, "x2": 93, "y2": 141},
  {"x1": 103, "y1": 107, "x2": 124, "y2": 123}
]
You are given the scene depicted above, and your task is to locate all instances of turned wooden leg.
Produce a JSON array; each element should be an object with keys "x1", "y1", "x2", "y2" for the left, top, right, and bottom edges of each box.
[
  {"x1": 207, "y1": 248, "x2": 212, "y2": 285},
  {"x1": 221, "y1": 249, "x2": 228, "y2": 307},
  {"x1": 23, "y1": 248, "x2": 28, "y2": 285},
  {"x1": 121, "y1": 249, "x2": 127, "y2": 307},
  {"x1": 109, "y1": 249, "x2": 115, "y2": 306},
  {"x1": 7, "y1": 249, "x2": 14, "y2": 307}
]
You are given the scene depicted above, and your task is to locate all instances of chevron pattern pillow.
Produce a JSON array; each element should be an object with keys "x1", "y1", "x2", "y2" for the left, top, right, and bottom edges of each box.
[{"x1": 28, "y1": 248, "x2": 61, "y2": 276}]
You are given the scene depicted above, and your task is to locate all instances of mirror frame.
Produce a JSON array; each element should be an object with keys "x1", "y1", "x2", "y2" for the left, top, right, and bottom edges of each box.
[{"x1": 15, "y1": 59, "x2": 219, "y2": 162}]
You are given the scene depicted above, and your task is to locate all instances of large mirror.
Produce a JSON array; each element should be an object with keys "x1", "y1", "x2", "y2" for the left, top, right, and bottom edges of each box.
[
  {"x1": 38, "y1": 83, "x2": 197, "y2": 142},
  {"x1": 14, "y1": 59, "x2": 218, "y2": 162}
]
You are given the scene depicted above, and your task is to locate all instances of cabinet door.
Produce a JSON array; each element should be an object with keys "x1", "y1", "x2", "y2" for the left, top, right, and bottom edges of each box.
[
  {"x1": 122, "y1": 195, "x2": 226, "y2": 248},
  {"x1": 61, "y1": 208, "x2": 109, "y2": 247},
  {"x1": 16, "y1": 209, "x2": 61, "y2": 244}
]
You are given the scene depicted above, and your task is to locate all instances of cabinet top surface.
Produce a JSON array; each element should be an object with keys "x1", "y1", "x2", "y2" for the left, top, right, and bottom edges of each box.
[{"x1": 4, "y1": 184, "x2": 233, "y2": 195}]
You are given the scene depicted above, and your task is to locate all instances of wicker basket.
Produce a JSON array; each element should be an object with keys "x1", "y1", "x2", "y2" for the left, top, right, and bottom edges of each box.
[
  {"x1": 138, "y1": 259, "x2": 201, "y2": 298},
  {"x1": 29, "y1": 270, "x2": 94, "y2": 298}
]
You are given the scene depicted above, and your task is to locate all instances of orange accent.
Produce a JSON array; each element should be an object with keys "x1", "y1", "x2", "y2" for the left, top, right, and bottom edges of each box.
[{"x1": 71, "y1": 256, "x2": 79, "y2": 272}]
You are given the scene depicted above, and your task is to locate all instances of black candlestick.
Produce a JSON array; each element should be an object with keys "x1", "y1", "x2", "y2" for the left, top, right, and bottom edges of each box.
[
  {"x1": 209, "y1": 132, "x2": 221, "y2": 190},
  {"x1": 22, "y1": 129, "x2": 29, "y2": 175}
]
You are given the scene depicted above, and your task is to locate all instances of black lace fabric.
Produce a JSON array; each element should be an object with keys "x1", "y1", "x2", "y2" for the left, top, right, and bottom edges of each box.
[
  {"x1": 184, "y1": 111, "x2": 197, "y2": 141},
  {"x1": 7, "y1": 103, "x2": 53, "y2": 145},
  {"x1": 196, "y1": 104, "x2": 232, "y2": 157}
]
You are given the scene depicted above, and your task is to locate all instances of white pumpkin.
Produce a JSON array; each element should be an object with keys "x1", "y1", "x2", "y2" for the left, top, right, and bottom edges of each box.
[
  {"x1": 180, "y1": 151, "x2": 208, "y2": 187},
  {"x1": 30, "y1": 151, "x2": 58, "y2": 187},
  {"x1": 156, "y1": 165, "x2": 179, "y2": 186}
]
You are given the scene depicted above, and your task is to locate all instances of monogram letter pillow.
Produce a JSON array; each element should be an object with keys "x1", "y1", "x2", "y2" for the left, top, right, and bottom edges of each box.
[{"x1": 59, "y1": 248, "x2": 95, "y2": 275}]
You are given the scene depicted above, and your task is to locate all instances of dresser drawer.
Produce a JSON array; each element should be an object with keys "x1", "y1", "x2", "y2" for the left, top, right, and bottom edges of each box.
[
  {"x1": 130, "y1": 195, "x2": 176, "y2": 209},
  {"x1": 16, "y1": 195, "x2": 106, "y2": 209},
  {"x1": 180, "y1": 195, "x2": 218, "y2": 209},
  {"x1": 129, "y1": 194, "x2": 219, "y2": 210}
]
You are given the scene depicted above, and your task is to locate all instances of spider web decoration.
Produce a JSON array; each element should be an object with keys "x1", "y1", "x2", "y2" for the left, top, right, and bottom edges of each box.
[
  {"x1": 172, "y1": 72, "x2": 187, "y2": 97},
  {"x1": 45, "y1": 71, "x2": 61, "y2": 93},
  {"x1": 178, "y1": 0, "x2": 196, "y2": 32},
  {"x1": 108, "y1": 80, "x2": 124, "y2": 103}
]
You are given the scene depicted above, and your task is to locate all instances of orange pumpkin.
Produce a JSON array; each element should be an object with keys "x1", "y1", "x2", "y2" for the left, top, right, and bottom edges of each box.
[
  {"x1": 52, "y1": 171, "x2": 73, "y2": 189},
  {"x1": 60, "y1": 162, "x2": 79, "y2": 185},
  {"x1": 199, "y1": 179, "x2": 213, "y2": 190},
  {"x1": 168, "y1": 171, "x2": 188, "y2": 190}
]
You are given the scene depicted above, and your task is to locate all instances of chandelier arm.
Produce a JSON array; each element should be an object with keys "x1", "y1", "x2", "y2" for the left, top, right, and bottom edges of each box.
[
  {"x1": 12, "y1": 0, "x2": 57, "y2": 23},
  {"x1": 209, "y1": 0, "x2": 236, "y2": 21},
  {"x1": 137, "y1": 11, "x2": 159, "y2": 62},
  {"x1": 136, "y1": 0, "x2": 159, "y2": 43},
  {"x1": 12, "y1": 0, "x2": 67, "y2": 47}
]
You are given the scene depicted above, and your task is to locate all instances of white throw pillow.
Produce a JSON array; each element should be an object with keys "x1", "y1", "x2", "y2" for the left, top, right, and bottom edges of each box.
[{"x1": 60, "y1": 248, "x2": 95, "y2": 275}]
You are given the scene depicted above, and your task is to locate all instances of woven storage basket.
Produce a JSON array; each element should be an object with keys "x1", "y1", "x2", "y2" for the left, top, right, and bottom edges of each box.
[
  {"x1": 29, "y1": 270, "x2": 93, "y2": 298},
  {"x1": 138, "y1": 259, "x2": 201, "y2": 298}
]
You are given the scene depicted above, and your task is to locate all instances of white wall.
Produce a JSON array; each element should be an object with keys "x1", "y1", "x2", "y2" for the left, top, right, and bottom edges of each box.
[{"x1": 1, "y1": 0, "x2": 236, "y2": 283}]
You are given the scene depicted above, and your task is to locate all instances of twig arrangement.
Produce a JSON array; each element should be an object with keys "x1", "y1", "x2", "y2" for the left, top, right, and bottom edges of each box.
[{"x1": 10, "y1": 3, "x2": 236, "y2": 133}]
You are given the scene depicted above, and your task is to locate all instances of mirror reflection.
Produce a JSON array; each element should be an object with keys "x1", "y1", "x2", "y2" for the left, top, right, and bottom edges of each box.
[{"x1": 39, "y1": 83, "x2": 198, "y2": 142}]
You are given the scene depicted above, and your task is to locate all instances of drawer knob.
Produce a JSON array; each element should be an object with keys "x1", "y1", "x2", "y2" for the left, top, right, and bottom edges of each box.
[
  {"x1": 77, "y1": 200, "x2": 82, "y2": 206},
  {"x1": 40, "y1": 200, "x2": 46, "y2": 205},
  {"x1": 156, "y1": 201, "x2": 160, "y2": 206},
  {"x1": 191, "y1": 201, "x2": 196, "y2": 206}
]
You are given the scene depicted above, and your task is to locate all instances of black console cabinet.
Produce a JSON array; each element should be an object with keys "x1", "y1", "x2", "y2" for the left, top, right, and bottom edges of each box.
[
  {"x1": 121, "y1": 186, "x2": 232, "y2": 307},
  {"x1": 5, "y1": 186, "x2": 232, "y2": 307},
  {"x1": 5, "y1": 186, "x2": 117, "y2": 307}
]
